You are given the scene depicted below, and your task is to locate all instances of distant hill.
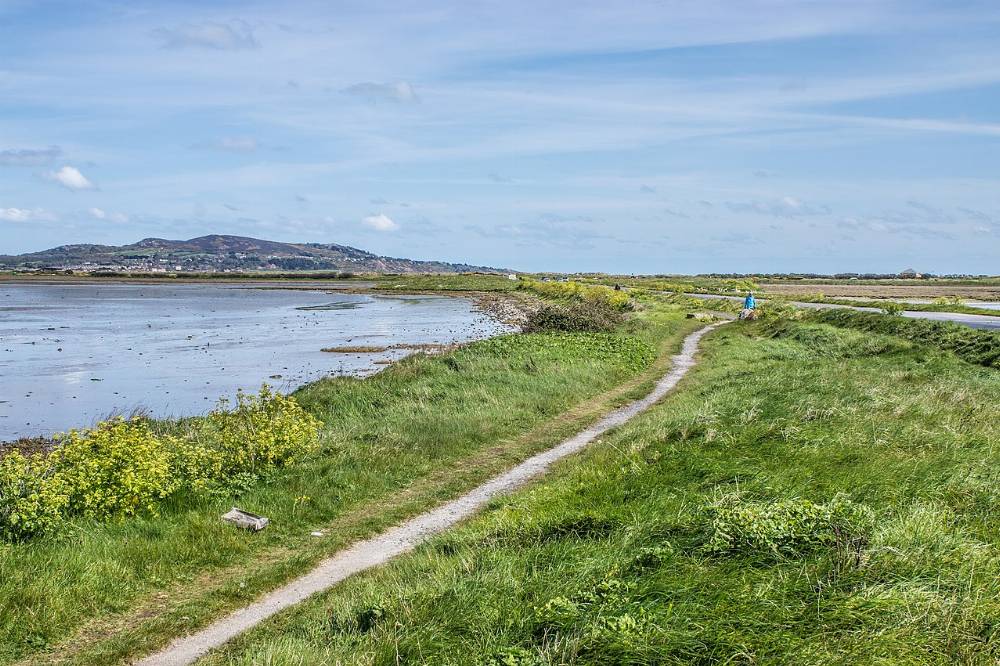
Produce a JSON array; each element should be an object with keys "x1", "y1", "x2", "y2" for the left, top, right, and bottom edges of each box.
[{"x1": 0, "y1": 235, "x2": 506, "y2": 274}]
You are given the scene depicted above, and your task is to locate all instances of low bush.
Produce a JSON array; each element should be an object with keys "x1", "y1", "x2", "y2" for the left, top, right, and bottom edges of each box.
[
  {"x1": 881, "y1": 301, "x2": 904, "y2": 316},
  {"x1": 0, "y1": 386, "x2": 320, "y2": 540},
  {"x1": 703, "y1": 493, "x2": 873, "y2": 558},
  {"x1": 482, "y1": 647, "x2": 544, "y2": 666},
  {"x1": 57, "y1": 418, "x2": 174, "y2": 519},
  {"x1": 522, "y1": 300, "x2": 625, "y2": 333},
  {"x1": 0, "y1": 450, "x2": 69, "y2": 541},
  {"x1": 518, "y1": 279, "x2": 632, "y2": 310},
  {"x1": 193, "y1": 385, "x2": 321, "y2": 478},
  {"x1": 474, "y1": 333, "x2": 655, "y2": 375}
]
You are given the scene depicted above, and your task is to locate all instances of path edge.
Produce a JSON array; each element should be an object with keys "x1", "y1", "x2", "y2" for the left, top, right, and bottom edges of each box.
[{"x1": 134, "y1": 321, "x2": 727, "y2": 666}]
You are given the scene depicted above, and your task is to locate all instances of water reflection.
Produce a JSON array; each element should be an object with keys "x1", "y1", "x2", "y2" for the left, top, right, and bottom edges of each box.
[{"x1": 0, "y1": 283, "x2": 509, "y2": 440}]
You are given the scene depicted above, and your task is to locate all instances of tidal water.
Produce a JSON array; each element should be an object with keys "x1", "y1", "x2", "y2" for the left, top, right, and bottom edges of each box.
[{"x1": 0, "y1": 283, "x2": 507, "y2": 440}]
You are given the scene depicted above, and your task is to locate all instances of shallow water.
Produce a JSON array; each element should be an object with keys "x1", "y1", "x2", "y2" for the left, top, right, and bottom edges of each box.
[{"x1": 0, "y1": 283, "x2": 508, "y2": 440}]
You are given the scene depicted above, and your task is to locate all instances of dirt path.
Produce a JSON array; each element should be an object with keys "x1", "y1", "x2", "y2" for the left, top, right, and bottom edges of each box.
[{"x1": 134, "y1": 322, "x2": 726, "y2": 666}]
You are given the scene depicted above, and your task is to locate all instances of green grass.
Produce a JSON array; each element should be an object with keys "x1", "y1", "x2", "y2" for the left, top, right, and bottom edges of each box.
[
  {"x1": 0, "y1": 305, "x2": 698, "y2": 665},
  {"x1": 763, "y1": 293, "x2": 1000, "y2": 317},
  {"x1": 806, "y1": 308, "x2": 1000, "y2": 369},
  {"x1": 203, "y1": 317, "x2": 1000, "y2": 665},
  {"x1": 372, "y1": 273, "x2": 518, "y2": 292}
]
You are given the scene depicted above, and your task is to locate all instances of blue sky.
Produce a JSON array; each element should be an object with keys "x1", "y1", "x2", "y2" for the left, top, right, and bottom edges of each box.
[{"x1": 1, "y1": 0, "x2": 998, "y2": 274}]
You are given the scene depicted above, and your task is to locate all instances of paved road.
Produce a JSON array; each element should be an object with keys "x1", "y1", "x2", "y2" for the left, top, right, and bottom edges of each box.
[{"x1": 686, "y1": 293, "x2": 1000, "y2": 331}]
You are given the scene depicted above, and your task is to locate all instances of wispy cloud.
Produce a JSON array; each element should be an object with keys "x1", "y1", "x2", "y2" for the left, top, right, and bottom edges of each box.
[
  {"x1": 467, "y1": 213, "x2": 616, "y2": 249},
  {"x1": 152, "y1": 20, "x2": 258, "y2": 50},
  {"x1": 89, "y1": 207, "x2": 128, "y2": 223},
  {"x1": 205, "y1": 136, "x2": 259, "y2": 153},
  {"x1": 0, "y1": 207, "x2": 55, "y2": 222},
  {"x1": 726, "y1": 197, "x2": 830, "y2": 218},
  {"x1": 0, "y1": 146, "x2": 61, "y2": 166},
  {"x1": 1, "y1": 1, "x2": 998, "y2": 270},
  {"x1": 341, "y1": 81, "x2": 419, "y2": 104}
]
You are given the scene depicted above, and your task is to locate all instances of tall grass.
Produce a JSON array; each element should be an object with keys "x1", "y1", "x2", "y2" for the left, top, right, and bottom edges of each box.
[
  {"x1": 0, "y1": 315, "x2": 694, "y2": 664},
  {"x1": 807, "y1": 308, "x2": 1000, "y2": 369},
  {"x1": 373, "y1": 273, "x2": 517, "y2": 292},
  {"x1": 205, "y1": 319, "x2": 1000, "y2": 665},
  {"x1": 518, "y1": 279, "x2": 632, "y2": 310}
]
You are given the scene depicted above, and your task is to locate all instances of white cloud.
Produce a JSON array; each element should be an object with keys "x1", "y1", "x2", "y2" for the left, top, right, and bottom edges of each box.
[
  {"x1": 362, "y1": 213, "x2": 399, "y2": 231},
  {"x1": 153, "y1": 20, "x2": 258, "y2": 50},
  {"x1": 46, "y1": 165, "x2": 95, "y2": 190},
  {"x1": 88, "y1": 206, "x2": 128, "y2": 223},
  {"x1": 0, "y1": 207, "x2": 55, "y2": 222}
]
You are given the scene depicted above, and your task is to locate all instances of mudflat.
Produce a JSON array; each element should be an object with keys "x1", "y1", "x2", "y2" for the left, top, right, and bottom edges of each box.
[{"x1": 0, "y1": 282, "x2": 506, "y2": 440}]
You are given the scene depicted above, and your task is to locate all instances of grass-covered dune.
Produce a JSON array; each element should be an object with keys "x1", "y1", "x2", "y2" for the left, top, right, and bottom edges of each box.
[
  {"x1": 204, "y1": 318, "x2": 1000, "y2": 665},
  {"x1": 0, "y1": 298, "x2": 701, "y2": 664}
]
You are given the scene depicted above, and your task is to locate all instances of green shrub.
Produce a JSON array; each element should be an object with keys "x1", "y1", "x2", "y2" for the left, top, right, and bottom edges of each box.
[
  {"x1": 518, "y1": 279, "x2": 632, "y2": 310},
  {"x1": 881, "y1": 301, "x2": 904, "y2": 316},
  {"x1": 0, "y1": 386, "x2": 321, "y2": 540},
  {"x1": 481, "y1": 647, "x2": 545, "y2": 666},
  {"x1": 56, "y1": 418, "x2": 174, "y2": 520},
  {"x1": 168, "y1": 438, "x2": 225, "y2": 493},
  {"x1": 522, "y1": 301, "x2": 625, "y2": 333},
  {"x1": 197, "y1": 385, "x2": 321, "y2": 477},
  {"x1": 474, "y1": 334, "x2": 655, "y2": 375},
  {"x1": 703, "y1": 493, "x2": 873, "y2": 558},
  {"x1": 934, "y1": 295, "x2": 964, "y2": 306},
  {"x1": 0, "y1": 450, "x2": 69, "y2": 540}
]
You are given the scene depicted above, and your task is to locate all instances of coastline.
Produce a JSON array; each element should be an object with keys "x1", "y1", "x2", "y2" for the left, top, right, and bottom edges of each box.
[{"x1": 1, "y1": 283, "x2": 523, "y2": 445}]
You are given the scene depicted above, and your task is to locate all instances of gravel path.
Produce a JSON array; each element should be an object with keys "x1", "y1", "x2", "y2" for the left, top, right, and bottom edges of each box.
[{"x1": 134, "y1": 322, "x2": 726, "y2": 666}]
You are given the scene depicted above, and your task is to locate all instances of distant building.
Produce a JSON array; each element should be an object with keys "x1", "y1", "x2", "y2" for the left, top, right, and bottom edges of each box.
[
  {"x1": 507, "y1": 273, "x2": 518, "y2": 281},
  {"x1": 899, "y1": 268, "x2": 923, "y2": 279}
]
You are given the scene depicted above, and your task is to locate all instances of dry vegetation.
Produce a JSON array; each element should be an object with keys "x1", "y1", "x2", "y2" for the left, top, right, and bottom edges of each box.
[{"x1": 760, "y1": 282, "x2": 1000, "y2": 300}]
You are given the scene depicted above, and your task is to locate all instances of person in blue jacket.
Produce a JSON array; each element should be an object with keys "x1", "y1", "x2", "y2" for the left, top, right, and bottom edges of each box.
[{"x1": 744, "y1": 292, "x2": 756, "y2": 310}]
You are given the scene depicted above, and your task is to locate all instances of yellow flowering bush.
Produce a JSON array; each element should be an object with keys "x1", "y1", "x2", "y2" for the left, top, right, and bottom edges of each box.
[
  {"x1": 55, "y1": 418, "x2": 174, "y2": 519},
  {"x1": 202, "y1": 385, "x2": 321, "y2": 476},
  {"x1": 0, "y1": 450, "x2": 69, "y2": 540},
  {"x1": 518, "y1": 279, "x2": 632, "y2": 310},
  {"x1": 0, "y1": 386, "x2": 321, "y2": 539},
  {"x1": 166, "y1": 437, "x2": 225, "y2": 493}
]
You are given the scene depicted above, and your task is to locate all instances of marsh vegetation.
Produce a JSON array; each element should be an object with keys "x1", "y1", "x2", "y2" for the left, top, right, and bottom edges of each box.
[{"x1": 203, "y1": 312, "x2": 1000, "y2": 665}]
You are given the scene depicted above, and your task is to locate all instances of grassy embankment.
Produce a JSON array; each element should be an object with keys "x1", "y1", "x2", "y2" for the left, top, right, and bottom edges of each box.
[
  {"x1": 804, "y1": 308, "x2": 1000, "y2": 369},
  {"x1": 0, "y1": 290, "x2": 703, "y2": 665},
  {"x1": 565, "y1": 275, "x2": 1000, "y2": 316},
  {"x1": 205, "y1": 310, "x2": 1000, "y2": 664},
  {"x1": 371, "y1": 273, "x2": 520, "y2": 292},
  {"x1": 762, "y1": 292, "x2": 1000, "y2": 318}
]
